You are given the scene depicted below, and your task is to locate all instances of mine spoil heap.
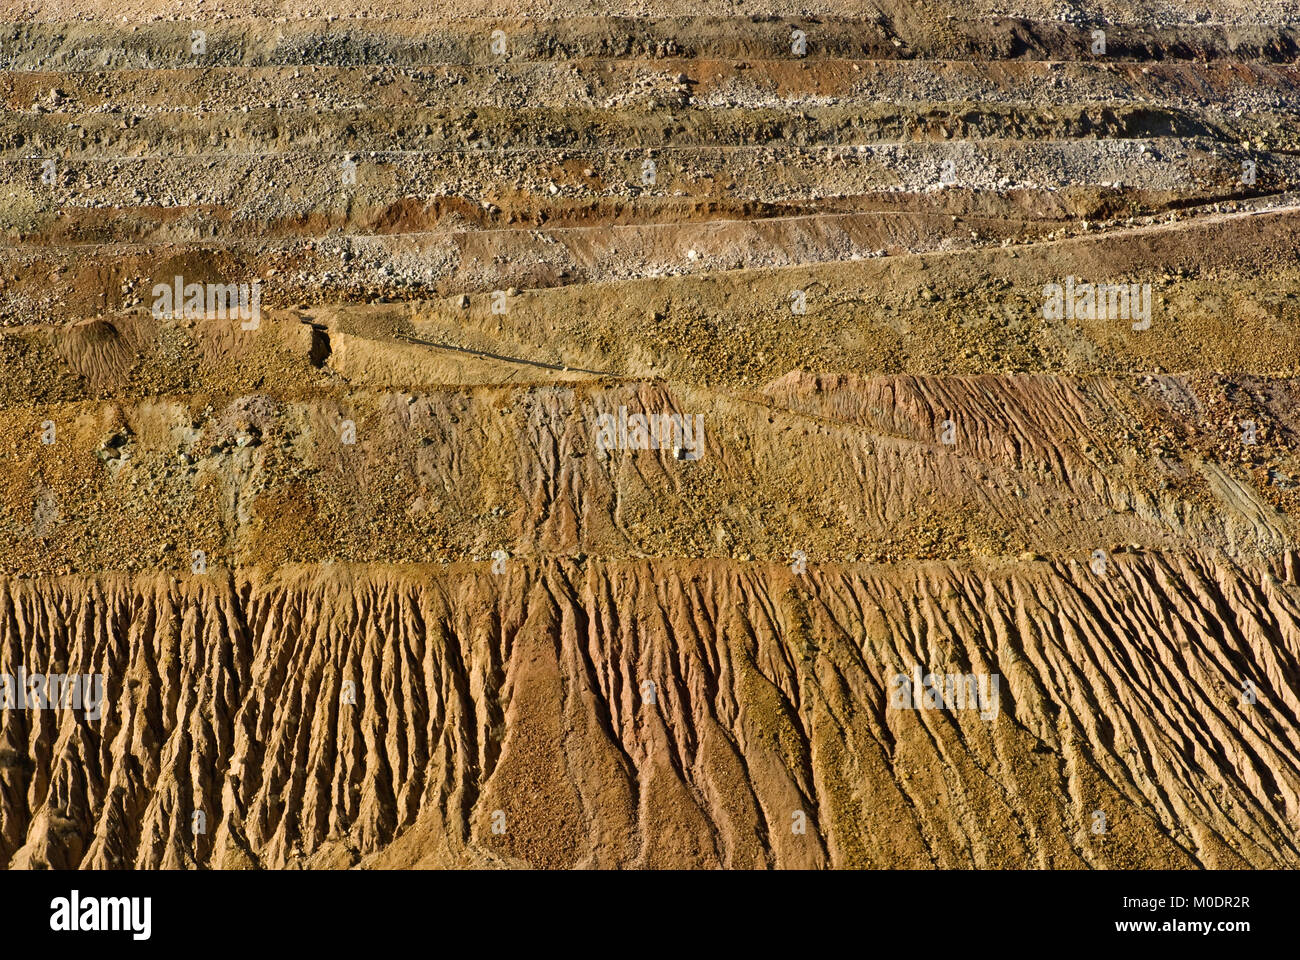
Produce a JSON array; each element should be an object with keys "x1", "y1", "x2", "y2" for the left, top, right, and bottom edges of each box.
[{"x1": 1, "y1": 2, "x2": 1299, "y2": 868}]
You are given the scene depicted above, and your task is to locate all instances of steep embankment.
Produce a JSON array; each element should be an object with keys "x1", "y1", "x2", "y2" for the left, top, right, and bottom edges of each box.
[{"x1": 2, "y1": 557, "x2": 1298, "y2": 869}]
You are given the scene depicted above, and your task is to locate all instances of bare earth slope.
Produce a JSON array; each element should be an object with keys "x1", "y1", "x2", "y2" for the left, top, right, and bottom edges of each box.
[{"x1": 3, "y1": 557, "x2": 1298, "y2": 869}]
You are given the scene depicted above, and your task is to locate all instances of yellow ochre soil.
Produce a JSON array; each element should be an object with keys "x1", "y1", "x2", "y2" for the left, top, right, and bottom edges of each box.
[{"x1": 1, "y1": 2, "x2": 1298, "y2": 868}]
